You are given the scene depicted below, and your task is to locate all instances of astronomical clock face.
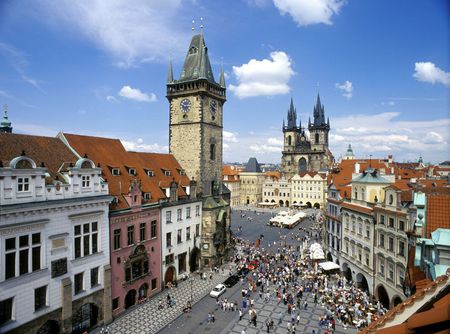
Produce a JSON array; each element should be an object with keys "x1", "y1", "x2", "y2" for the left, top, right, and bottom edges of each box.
[
  {"x1": 180, "y1": 98, "x2": 191, "y2": 113},
  {"x1": 210, "y1": 100, "x2": 217, "y2": 116}
]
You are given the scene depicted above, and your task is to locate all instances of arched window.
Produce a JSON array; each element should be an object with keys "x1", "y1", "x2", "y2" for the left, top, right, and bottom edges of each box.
[
  {"x1": 210, "y1": 144, "x2": 215, "y2": 160},
  {"x1": 288, "y1": 135, "x2": 292, "y2": 146},
  {"x1": 315, "y1": 133, "x2": 319, "y2": 144}
]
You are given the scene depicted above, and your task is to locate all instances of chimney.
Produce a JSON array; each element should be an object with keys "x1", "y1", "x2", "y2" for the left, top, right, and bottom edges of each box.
[
  {"x1": 355, "y1": 162, "x2": 360, "y2": 174},
  {"x1": 388, "y1": 155, "x2": 393, "y2": 163},
  {"x1": 189, "y1": 179, "x2": 197, "y2": 199},
  {"x1": 170, "y1": 180, "x2": 178, "y2": 202}
]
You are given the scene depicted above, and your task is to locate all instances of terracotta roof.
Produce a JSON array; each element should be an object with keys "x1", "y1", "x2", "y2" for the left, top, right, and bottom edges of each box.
[
  {"x1": 341, "y1": 201, "x2": 373, "y2": 214},
  {"x1": 298, "y1": 171, "x2": 326, "y2": 179},
  {"x1": 264, "y1": 171, "x2": 281, "y2": 180},
  {"x1": 0, "y1": 133, "x2": 78, "y2": 183},
  {"x1": 425, "y1": 193, "x2": 450, "y2": 238},
  {"x1": 359, "y1": 270, "x2": 450, "y2": 334},
  {"x1": 61, "y1": 133, "x2": 189, "y2": 210},
  {"x1": 222, "y1": 165, "x2": 240, "y2": 176}
]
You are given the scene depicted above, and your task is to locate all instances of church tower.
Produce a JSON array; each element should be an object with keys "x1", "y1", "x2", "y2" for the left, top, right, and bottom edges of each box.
[
  {"x1": 166, "y1": 31, "x2": 230, "y2": 268},
  {"x1": 283, "y1": 98, "x2": 301, "y2": 152},
  {"x1": 0, "y1": 105, "x2": 12, "y2": 133},
  {"x1": 308, "y1": 94, "x2": 330, "y2": 152}
]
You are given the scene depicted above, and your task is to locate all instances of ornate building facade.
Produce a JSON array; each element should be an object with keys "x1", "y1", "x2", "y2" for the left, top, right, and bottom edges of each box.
[
  {"x1": 281, "y1": 96, "x2": 333, "y2": 178},
  {"x1": 166, "y1": 32, "x2": 231, "y2": 268}
]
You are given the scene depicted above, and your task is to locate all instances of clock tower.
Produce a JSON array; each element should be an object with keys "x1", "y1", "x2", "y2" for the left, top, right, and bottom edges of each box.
[{"x1": 166, "y1": 31, "x2": 230, "y2": 268}]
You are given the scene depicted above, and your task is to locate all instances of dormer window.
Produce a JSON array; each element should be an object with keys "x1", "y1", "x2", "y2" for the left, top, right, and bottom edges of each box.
[
  {"x1": 178, "y1": 169, "x2": 186, "y2": 176},
  {"x1": 17, "y1": 177, "x2": 30, "y2": 192},
  {"x1": 146, "y1": 170, "x2": 154, "y2": 177},
  {"x1": 111, "y1": 197, "x2": 118, "y2": 205},
  {"x1": 128, "y1": 168, "x2": 136, "y2": 176},
  {"x1": 164, "y1": 170, "x2": 171, "y2": 177},
  {"x1": 81, "y1": 175, "x2": 90, "y2": 188},
  {"x1": 112, "y1": 168, "x2": 120, "y2": 176},
  {"x1": 144, "y1": 193, "x2": 151, "y2": 200}
]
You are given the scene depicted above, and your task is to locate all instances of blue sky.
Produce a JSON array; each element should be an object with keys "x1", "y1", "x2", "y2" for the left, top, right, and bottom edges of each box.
[{"x1": 0, "y1": 0, "x2": 449, "y2": 163}]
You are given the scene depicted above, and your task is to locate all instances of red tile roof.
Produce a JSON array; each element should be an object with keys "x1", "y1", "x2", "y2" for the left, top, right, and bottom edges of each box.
[
  {"x1": 359, "y1": 270, "x2": 450, "y2": 334},
  {"x1": 425, "y1": 193, "x2": 450, "y2": 238},
  {"x1": 62, "y1": 133, "x2": 190, "y2": 210},
  {"x1": 341, "y1": 201, "x2": 373, "y2": 214},
  {"x1": 0, "y1": 133, "x2": 78, "y2": 183}
]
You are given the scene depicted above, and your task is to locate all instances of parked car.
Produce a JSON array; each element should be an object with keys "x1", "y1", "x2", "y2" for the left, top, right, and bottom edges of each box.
[
  {"x1": 223, "y1": 275, "x2": 240, "y2": 288},
  {"x1": 237, "y1": 267, "x2": 250, "y2": 277},
  {"x1": 247, "y1": 260, "x2": 259, "y2": 271},
  {"x1": 210, "y1": 283, "x2": 226, "y2": 298}
]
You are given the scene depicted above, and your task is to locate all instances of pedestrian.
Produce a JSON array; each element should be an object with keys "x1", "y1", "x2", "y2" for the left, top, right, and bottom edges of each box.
[
  {"x1": 211, "y1": 312, "x2": 215, "y2": 323},
  {"x1": 278, "y1": 311, "x2": 283, "y2": 325},
  {"x1": 239, "y1": 308, "x2": 243, "y2": 321},
  {"x1": 265, "y1": 319, "x2": 270, "y2": 333}
]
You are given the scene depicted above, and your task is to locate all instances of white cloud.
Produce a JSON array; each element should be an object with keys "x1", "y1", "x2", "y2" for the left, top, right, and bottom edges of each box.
[
  {"x1": 249, "y1": 144, "x2": 281, "y2": 153},
  {"x1": 118, "y1": 86, "x2": 157, "y2": 103},
  {"x1": 0, "y1": 42, "x2": 46, "y2": 94},
  {"x1": 267, "y1": 137, "x2": 283, "y2": 146},
  {"x1": 330, "y1": 112, "x2": 450, "y2": 162},
  {"x1": 106, "y1": 95, "x2": 118, "y2": 102},
  {"x1": 228, "y1": 51, "x2": 294, "y2": 98},
  {"x1": 121, "y1": 139, "x2": 168, "y2": 153},
  {"x1": 223, "y1": 131, "x2": 239, "y2": 143},
  {"x1": 335, "y1": 80, "x2": 353, "y2": 99},
  {"x1": 413, "y1": 62, "x2": 450, "y2": 86},
  {"x1": 223, "y1": 143, "x2": 230, "y2": 151},
  {"x1": 381, "y1": 101, "x2": 395, "y2": 106},
  {"x1": 36, "y1": 0, "x2": 189, "y2": 68},
  {"x1": 273, "y1": 0, "x2": 346, "y2": 26}
]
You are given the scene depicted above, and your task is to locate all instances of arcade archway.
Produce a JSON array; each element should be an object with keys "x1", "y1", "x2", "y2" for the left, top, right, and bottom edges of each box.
[
  {"x1": 306, "y1": 202, "x2": 312, "y2": 208},
  {"x1": 356, "y1": 273, "x2": 369, "y2": 293},
  {"x1": 342, "y1": 263, "x2": 352, "y2": 282},
  {"x1": 72, "y1": 303, "x2": 99, "y2": 334},
  {"x1": 313, "y1": 203, "x2": 320, "y2": 209},
  {"x1": 37, "y1": 320, "x2": 59, "y2": 334},
  {"x1": 327, "y1": 252, "x2": 333, "y2": 262},
  {"x1": 165, "y1": 265, "x2": 176, "y2": 284},
  {"x1": 279, "y1": 200, "x2": 284, "y2": 207},
  {"x1": 125, "y1": 289, "x2": 137, "y2": 309},
  {"x1": 377, "y1": 285, "x2": 390, "y2": 309},
  {"x1": 392, "y1": 295, "x2": 402, "y2": 307},
  {"x1": 190, "y1": 247, "x2": 200, "y2": 272}
]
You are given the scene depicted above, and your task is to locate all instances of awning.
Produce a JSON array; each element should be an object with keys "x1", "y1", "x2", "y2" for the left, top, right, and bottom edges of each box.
[{"x1": 319, "y1": 262, "x2": 340, "y2": 271}]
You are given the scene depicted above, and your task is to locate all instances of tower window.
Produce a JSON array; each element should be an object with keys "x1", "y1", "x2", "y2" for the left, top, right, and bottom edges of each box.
[
  {"x1": 288, "y1": 136, "x2": 292, "y2": 146},
  {"x1": 315, "y1": 133, "x2": 319, "y2": 144},
  {"x1": 210, "y1": 144, "x2": 216, "y2": 160}
]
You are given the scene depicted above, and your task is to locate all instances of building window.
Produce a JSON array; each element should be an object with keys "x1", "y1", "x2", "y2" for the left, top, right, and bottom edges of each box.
[
  {"x1": 81, "y1": 175, "x2": 90, "y2": 188},
  {"x1": 112, "y1": 168, "x2": 120, "y2": 175},
  {"x1": 210, "y1": 144, "x2": 216, "y2": 160},
  {"x1": 164, "y1": 170, "x2": 171, "y2": 176},
  {"x1": 186, "y1": 227, "x2": 191, "y2": 240},
  {"x1": 166, "y1": 211, "x2": 172, "y2": 223},
  {"x1": 17, "y1": 177, "x2": 30, "y2": 192},
  {"x1": 0, "y1": 297, "x2": 14, "y2": 325},
  {"x1": 388, "y1": 263, "x2": 394, "y2": 281},
  {"x1": 379, "y1": 214, "x2": 385, "y2": 225},
  {"x1": 128, "y1": 168, "x2": 136, "y2": 175},
  {"x1": 398, "y1": 240, "x2": 405, "y2": 257},
  {"x1": 112, "y1": 298, "x2": 119, "y2": 310},
  {"x1": 195, "y1": 224, "x2": 200, "y2": 237},
  {"x1": 365, "y1": 226, "x2": 370, "y2": 238},
  {"x1": 379, "y1": 233, "x2": 385, "y2": 248},
  {"x1": 358, "y1": 249, "x2": 362, "y2": 262},
  {"x1": 195, "y1": 205, "x2": 200, "y2": 216},
  {"x1": 140, "y1": 223, "x2": 146, "y2": 242},
  {"x1": 114, "y1": 229, "x2": 121, "y2": 250},
  {"x1": 177, "y1": 229, "x2": 182, "y2": 244},
  {"x1": 388, "y1": 217, "x2": 394, "y2": 228},
  {"x1": 399, "y1": 269, "x2": 405, "y2": 287},
  {"x1": 34, "y1": 286, "x2": 47, "y2": 311},
  {"x1": 177, "y1": 209, "x2": 182, "y2": 221},
  {"x1": 166, "y1": 233, "x2": 172, "y2": 248},
  {"x1": 399, "y1": 220, "x2": 405, "y2": 231},
  {"x1": 150, "y1": 220, "x2": 157, "y2": 239},
  {"x1": 151, "y1": 278, "x2": 157, "y2": 290},
  {"x1": 74, "y1": 222, "x2": 98, "y2": 258},
  {"x1": 380, "y1": 260, "x2": 385, "y2": 275},
  {"x1": 345, "y1": 242, "x2": 348, "y2": 254},
  {"x1": 186, "y1": 207, "x2": 191, "y2": 219},
  {"x1": 165, "y1": 254, "x2": 174, "y2": 265},
  {"x1": 74, "y1": 273, "x2": 84, "y2": 295},
  {"x1": 358, "y1": 223, "x2": 362, "y2": 235},
  {"x1": 91, "y1": 267, "x2": 99, "y2": 287},
  {"x1": 127, "y1": 226, "x2": 134, "y2": 246},
  {"x1": 144, "y1": 193, "x2": 151, "y2": 200},
  {"x1": 4, "y1": 233, "x2": 41, "y2": 280},
  {"x1": 388, "y1": 237, "x2": 394, "y2": 252}
]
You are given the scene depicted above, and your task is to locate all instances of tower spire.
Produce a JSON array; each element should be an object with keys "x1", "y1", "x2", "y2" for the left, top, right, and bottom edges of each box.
[
  {"x1": 0, "y1": 104, "x2": 12, "y2": 133},
  {"x1": 219, "y1": 65, "x2": 225, "y2": 87},
  {"x1": 167, "y1": 60, "x2": 174, "y2": 83}
]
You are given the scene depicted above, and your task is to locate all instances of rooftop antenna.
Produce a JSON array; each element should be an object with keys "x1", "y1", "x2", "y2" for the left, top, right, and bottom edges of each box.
[{"x1": 191, "y1": 19, "x2": 195, "y2": 34}]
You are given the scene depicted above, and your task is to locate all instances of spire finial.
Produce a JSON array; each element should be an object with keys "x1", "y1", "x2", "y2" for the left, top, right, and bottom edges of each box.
[
  {"x1": 192, "y1": 19, "x2": 195, "y2": 34},
  {"x1": 200, "y1": 17, "x2": 204, "y2": 33},
  {"x1": 3, "y1": 104, "x2": 7, "y2": 117}
]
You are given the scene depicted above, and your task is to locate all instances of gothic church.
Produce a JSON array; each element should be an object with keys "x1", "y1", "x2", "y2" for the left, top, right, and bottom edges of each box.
[{"x1": 280, "y1": 95, "x2": 334, "y2": 178}]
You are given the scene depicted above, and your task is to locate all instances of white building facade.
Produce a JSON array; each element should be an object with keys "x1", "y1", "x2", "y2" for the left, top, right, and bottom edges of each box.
[
  {"x1": 291, "y1": 172, "x2": 327, "y2": 209},
  {"x1": 0, "y1": 138, "x2": 112, "y2": 334},
  {"x1": 262, "y1": 178, "x2": 291, "y2": 207}
]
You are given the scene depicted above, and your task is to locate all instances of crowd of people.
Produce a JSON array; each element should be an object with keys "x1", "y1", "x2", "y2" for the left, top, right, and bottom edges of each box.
[{"x1": 226, "y1": 211, "x2": 388, "y2": 332}]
